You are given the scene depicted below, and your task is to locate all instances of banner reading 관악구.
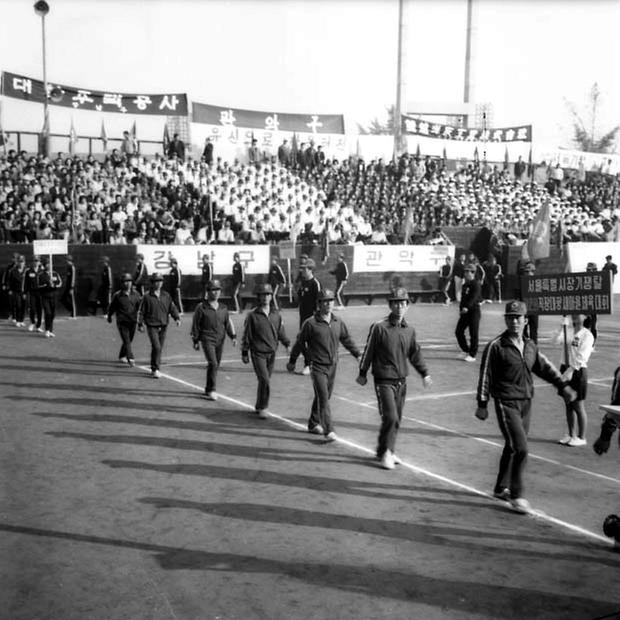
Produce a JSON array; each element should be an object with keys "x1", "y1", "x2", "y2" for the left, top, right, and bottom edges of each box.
[{"x1": 353, "y1": 245, "x2": 455, "y2": 273}]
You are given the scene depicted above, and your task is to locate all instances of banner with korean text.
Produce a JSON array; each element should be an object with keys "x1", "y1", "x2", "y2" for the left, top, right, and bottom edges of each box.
[
  {"x1": 1, "y1": 71, "x2": 188, "y2": 116},
  {"x1": 353, "y1": 245, "x2": 455, "y2": 273},
  {"x1": 402, "y1": 115, "x2": 532, "y2": 143},
  {"x1": 520, "y1": 272, "x2": 613, "y2": 315},
  {"x1": 137, "y1": 245, "x2": 270, "y2": 277}
]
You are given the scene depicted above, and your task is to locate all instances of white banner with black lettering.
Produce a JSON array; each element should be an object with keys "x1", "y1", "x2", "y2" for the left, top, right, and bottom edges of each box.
[
  {"x1": 137, "y1": 245, "x2": 270, "y2": 276},
  {"x1": 353, "y1": 245, "x2": 455, "y2": 273}
]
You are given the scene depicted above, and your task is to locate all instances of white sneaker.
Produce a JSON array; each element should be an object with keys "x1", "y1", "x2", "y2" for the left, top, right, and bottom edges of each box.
[
  {"x1": 567, "y1": 437, "x2": 587, "y2": 447},
  {"x1": 325, "y1": 431, "x2": 337, "y2": 442},
  {"x1": 308, "y1": 425, "x2": 324, "y2": 435},
  {"x1": 301, "y1": 366, "x2": 311, "y2": 376},
  {"x1": 48, "y1": 331, "x2": 55, "y2": 338},
  {"x1": 381, "y1": 451, "x2": 395, "y2": 470},
  {"x1": 28, "y1": 324, "x2": 35, "y2": 332},
  {"x1": 44, "y1": 330, "x2": 51, "y2": 338},
  {"x1": 205, "y1": 391, "x2": 218, "y2": 401},
  {"x1": 510, "y1": 498, "x2": 531, "y2": 514},
  {"x1": 152, "y1": 369, "x2": 161, "y2": 379},
  {"x1": 37, "y1": 327, "x2": 44, "y2": 333},
  {"x1": 558, "y1": 434, "x2": 573, "y2": 445},
  {"x1": 393, "y1": 454, "x2": 402, "y2": 465},
  {"x1": 464, "y1": 355, "x2": 477, "y2": 363},
  {"x1": 119, "y1": 357, "x2": 128, "y2": 364},
  {"x1": 256, "y1": 409, "x2": 268, "y2": 419}
]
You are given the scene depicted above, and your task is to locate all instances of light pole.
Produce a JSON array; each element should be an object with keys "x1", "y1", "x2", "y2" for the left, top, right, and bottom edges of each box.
[{"x1": 34, "y1": 0, "x2": 50, "y2": 156}]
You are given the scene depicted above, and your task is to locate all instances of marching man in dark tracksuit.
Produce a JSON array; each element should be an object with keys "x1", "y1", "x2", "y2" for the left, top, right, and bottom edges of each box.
[
  {"x1": 191, "y1": 279, "x2": 237, "y2": 400},
  {"x1": 476, "y1": 300, "x2": 576, "y2": 514},
  {"x1": 455, "y1": 263, "x2": 482, "y2": 363},
  {"x1": 357, "y1": 287, "x2": 432, "y2": 470},
  {"x1": 133, "y1": 253, "x2": 149, "y2": 296},
  {"x1": 25, "y1": 256, "x2": 43, "y2": 332},
  {"x1": 287, "y1": 258, "x2": 322, "y2": 375},
  {"x1": 61, "y1": 254, "x2": 77, "y2": 318},
  {"x1": 241, "y1": 283, "x2": 290, "y2": 418},
  {"x1": 37, "y1": 258, "x2": 63, "y2": 338},
  {"x1": 138, "y1": 273, "x2": 181, "y2": 378},
  {"x1": 267, "y1": 258, "x2": 286, "y2": 311},
  {"x1": 295, "y1": 288, "x2": 360, "y2": 440},
  {"x1": 107, "y1": 272, "x2": 142, "y2": 367},
  {"x1": 168, "y1": 257, "x2": 183, "y2": 315},
  {"x1": 7, "y1": 255, "x2": 27, "y2": 327}
]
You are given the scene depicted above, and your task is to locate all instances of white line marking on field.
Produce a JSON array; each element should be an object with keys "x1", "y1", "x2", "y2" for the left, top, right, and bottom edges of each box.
[
  {"x1": 336, "y1": 394, "x2": 620, "y2": 486},
  {"x1": 138, "y1": 365, "x2": 613, "y2": 546}
]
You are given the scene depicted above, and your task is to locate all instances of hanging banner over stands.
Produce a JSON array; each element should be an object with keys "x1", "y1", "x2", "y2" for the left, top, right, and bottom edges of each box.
[
  {"x1": 137, "y1": 245, "x2": 270, "y2": 277},
  {"x1": 1, "y1": 70, "x2": 188, "y2": 115},
  {"x1": 402, "y1": 116, "x2": 532, "y2": 142},
  {"x1": 353, "y1": 245, "x2": 454, "y2": 273},
  {"x1": 192, "y1": 102, "x2": 344, "y2": 134}
]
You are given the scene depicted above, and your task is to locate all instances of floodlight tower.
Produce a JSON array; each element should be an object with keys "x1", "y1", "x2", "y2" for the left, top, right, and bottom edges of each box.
[
  {"x1": 393, "y1": 0, "x2": 407, "y2": 160},
  {"x1": 463, "y1": 0, "x2": 478, "y2": 128},
  {"x1": 34, "y1": 0, "x2": 50, "y2": 156}
]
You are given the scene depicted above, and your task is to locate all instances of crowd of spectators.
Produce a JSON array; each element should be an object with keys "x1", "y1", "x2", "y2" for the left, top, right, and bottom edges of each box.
[{"x1": 1, "y1": 143, "x2": 619, "y2": 249}]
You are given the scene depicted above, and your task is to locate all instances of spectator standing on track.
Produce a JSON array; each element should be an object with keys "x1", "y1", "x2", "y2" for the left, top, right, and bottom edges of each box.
[
  {"x1": 191, "y1": 279, "x2": 237, "y2": 401},
  {"x1": 439, "y1": 256, "x2": 453, "y2": 306},
  {"x1": 97, "y1": 256, "x2": 113, "y2": 316},
  {"x1": 202, "y1": 137, "x2": 214, "y2": 166},
  {"x1": 107, "y1": 272, "x2": 142, "y2": 367},
  {"x1": 37, "y1": 257, "x2": 63, "y2": 338},
  {"x1": 25, "y1": 256, "x2": 43, "y2": 333},
  {"x1": 452, "y1": 253, "x2": 466, "y2": 303},
  {"x1": 287, "y1": 258, "x2": 321, "y2": 376},
  {"x1": 555, "y1": 314, "x2": 594, "y2": 447},
  {"x1": 455, "y1": 264, "x2": 482, "y2": 363},
  {"x1": 138, "y1": 273, "x2": 181, "y2": 379},
  {"x1": 168, "y1": 257, "x2": 183, "y2": 315},
  {"x1": 602, "y1": 254, "x2": 617, "y2": 283},
  {"x1": 295, "y1": 289, "x2": 360, "y2": 440},
  {"x1": 356, "y1": 287, "x2": 432, "y2": 469},
  {"x1": 482, "y1": 254, "x2": 502, "y2": 303},
  {"x1": 241, "y1": 283, "x2": 290, "y2": 418},
  {"x1": 7, "y1": 255, "x2": 27, "y2": 327},
  {"x1": 201, "y1": 255, "x2": 213, "y2": 298},
  {"x1": 583, "y1": 261, "x2": 600, "y2": 342},
  {"x1": 329, "y1": 253, "x2": 349, "y2": 310},
  {"x1": 267, "y1": 258, "x2": 286, "y2": 311},
  {"x1": 231, "y1": 252, "x2": 245, "y2": 314},
  {"x1": 60, "y1": 254, "x2": 77, "y2": 319},
  {"x1": 167, "y1": 133, "x2": 185, "y2": 161},
  {"x1": 133, "y1": 253, "x2": 149, "y2": 296},
  {"x1": 475, "y1": 300, "x2": 576, "y2": 514}
]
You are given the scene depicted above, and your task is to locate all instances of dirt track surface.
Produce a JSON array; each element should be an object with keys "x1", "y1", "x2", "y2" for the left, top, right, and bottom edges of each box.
[{"x1": 1, "y1": 302, "x2": 620, "y2": 620}]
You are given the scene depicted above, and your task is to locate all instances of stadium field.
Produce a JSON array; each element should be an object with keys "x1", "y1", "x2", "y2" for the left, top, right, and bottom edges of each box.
[{"x1": 1, "y1": 300, "x2": 620, "y2": 620}]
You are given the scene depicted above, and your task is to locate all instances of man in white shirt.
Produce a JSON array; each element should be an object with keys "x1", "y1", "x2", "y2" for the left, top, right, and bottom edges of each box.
[{"x1": 556, "y1": 314, "x2": 595, "y2": 447}]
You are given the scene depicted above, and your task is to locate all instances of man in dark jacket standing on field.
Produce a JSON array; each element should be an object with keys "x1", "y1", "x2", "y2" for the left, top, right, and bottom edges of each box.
[
  {"x1": 241, "y1": 283, "x2": 290, "y2": 418},
  {"x1": 357, "y1": 287, "x2": 432, "y2": 470},
  {"x1": 476, "y1": 300, "x2": 576, "y2": 514},
  {"x1": 138, "y1": 273, "x2": 181, "y2": 378},
  {"x1": 107, "y1": 272, "x2": 142, "y2": 367},
  {"x1": 295, "y1": 289, "x2": 360, "y2": 440}
]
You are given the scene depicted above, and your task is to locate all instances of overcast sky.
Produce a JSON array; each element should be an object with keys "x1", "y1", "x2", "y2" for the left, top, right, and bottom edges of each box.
[{"x1": 0, "y1": 0, "x2": 618, "y2": 146}]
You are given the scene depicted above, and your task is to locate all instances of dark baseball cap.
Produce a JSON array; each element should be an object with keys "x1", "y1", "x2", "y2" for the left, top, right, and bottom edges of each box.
[
  {"x1": 121, "y1": 272, "x2": 133, "y2": 282},
  {"x1": 504, "y1": 300, "x2": 527, "y2": 316},
  {"x1": 388, "y1": 287, "x2": 409, "y2": 302},
  {"x1": 207, "y1": 279, "x2": 222, "y2": 290},
  {"x1": 150, "y1": 272, "x2": 164, "y2": 282},
  {"x1": 255, "y1": 283, "x2": 273, "y2": 295},
  {"x1": 318, "y1": 289, "x2": 335, "y2": 301}
]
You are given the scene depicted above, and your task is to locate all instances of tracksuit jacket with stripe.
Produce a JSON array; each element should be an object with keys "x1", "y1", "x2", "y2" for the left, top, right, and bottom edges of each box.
[
  {"x1": 358, "y1": 315, "x2": 428, "y2": 381},
  {"x1": 476, "y1": 331, "x2": 565, "y2": 408},
  {"x1": 241, "y1": 307, "x2": 290, "y2": 356}
]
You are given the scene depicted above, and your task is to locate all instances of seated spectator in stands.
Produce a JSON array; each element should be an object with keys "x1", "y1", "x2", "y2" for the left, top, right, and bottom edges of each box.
[
  {"x1": 217, "y1": 220, "x2": 235, "y2": 244},
  {"x1": 109, "y1": 224, "x2": 126, "y2": 245},
  {"x1": 369, "y1": 223, "x2": 388, "y2": 244},
  {"x1": 195, "y1": 218, "x2": 210, "y2": 244},
  {"x1": 174, "y1": 220, "x2": 194, "y2": 245},
  {"x1": 428, "y1": 227, "x2": 449, "y2": 245}
]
